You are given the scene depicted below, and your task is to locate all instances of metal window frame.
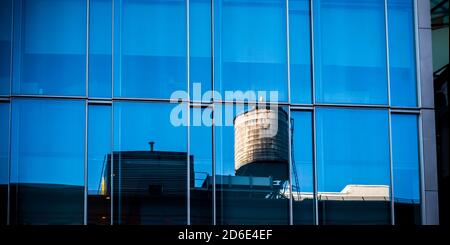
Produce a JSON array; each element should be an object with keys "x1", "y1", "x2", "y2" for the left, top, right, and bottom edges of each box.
[
  {"x1": 84, "y1": 0, "x2": 90, "y2": 226},
  {"x1": 5, "y1": 0, "x2": 14, "y2": 226},
  {"x1": 211, "y1": 0, "x2": 217, "y2": 226},
  {"x1": 309, "y1": 0, "x2": 319, "y2": 225},
  {"x1": 383, "y1": 0, "x2": 396, "y2": 226},
  {"x1": 285, "y1": 0, "x2": 293, "y2": 225},
  {"x1": 111, "y1": 0, "x2": 115, "y2": 226},
  {"x1": 413, "y1": 0, "x2": 427, "y2": 225},
  {"x1": 186, "y1": 0, "x2": 191, "y2": 226}
]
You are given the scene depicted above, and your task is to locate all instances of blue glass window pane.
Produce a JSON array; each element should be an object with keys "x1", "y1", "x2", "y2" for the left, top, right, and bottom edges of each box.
[
  {"x1": 89, "y1": 0, "x2": 112, "y2": 98},
  {"x1": 0, "y1": 103, "x2": 9, "y2": 224},
  {"x1": 10, "y1": 99, "x2": 85, "y2": 224},
  {"x1": 12, "y1": 0, "x2": 86, "y2": 96},
  {"x1": 190, "y1": 106, "x2": 213, "y2": 224},
  {"x1": 190, "y1": 0, "x2": 211, "y2": 100},
  {"x1": 392, "y1": 114, "x2": 420, "y2": 224},
  {"x1": 216, "y1": 0, "x2": 288, "y2": 102},
  {"x1": 88, "y1": 105, "x2": 111, "y2": 224},
  {"x1": 290, "y1": 0, "x2": 312, "y2": 104},
  {"x1": 0, "y1": 0, "x2": 12, "y2": 95},
  {"x1": 113, "y1": 102, "x2": 187, "y2": 224},
  {"x1": 291, "y1": 111, "x2": 314, "y2": 224},
  {"x1": 0, "y1": 103, "x2": 8, "y2": 184},
  {"x1": 316, "y1": 108, "x2": 391, "y2": 224},
  {"x1": 388, "y1": 0, "x2": 417, "y2": 107},
  {"x1": 115, "y1": 0, "x2": 186, "y2": 99},
  {"x1": 314, "y1": 0, "x2": 388, "y2": 105}
]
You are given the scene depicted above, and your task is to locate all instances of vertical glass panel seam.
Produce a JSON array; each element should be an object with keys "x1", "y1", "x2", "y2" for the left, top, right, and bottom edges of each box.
[
  {"x1": 211, "y1": 102, "x2": 216, "y2": 225},
  {"x1": 384, "y1": 0, "x2": 392, "y2": 107},
  {"x1": 418, "y1": 111, "x2": 426, "y2": 223},
  {"x1": 211, "y1": 0, "x2": 216, "y2": 226},
  {"x1": 286, "y1": 0, "x2": 293, "y2": 225},
  {"x1": 7, "y1": 100, "x2": 12, "y2": 225},
  {"x1": 7, "y1": 0, "x2": 14, "y2": 224},
  {"x1": 312, "y1": 107, "x2": 318, "y2": 225},
  {"x1": 286, "y1": 0, "x2": 291, "y2": 104},
  {"x1": 384, "y1": 0, "x2": 394, "y2": 225},
  {"x1": 86, "y1": 0, "x2": 90, "y2": 97},
  {"x1": 310, "y1": 0, "x2": 315, "y2": 105},
  {"x1": 110, "y1": 102, "x2": 114, "y2": 225},
  {"x1": 84, "y1": 0, "x2": 90, "y2": 226},
  {"x1": 110, "y1": 0, "x2": 115, "y2": 224},
  {"x1": 84, "y1": 101, "x2": 88, "y2": 225},
  {"x1": 288, "y1": 107, "x2": 293, "y2": 225},
  {"x1": 310, "y1": 0, "x2": 318, "y2": 224},
  {"x1": 413, "y1": 0, "x2": 421, "y2": 108},
  {"x1": 186, "y1": 0, "x2": 191, "y2": 226}
]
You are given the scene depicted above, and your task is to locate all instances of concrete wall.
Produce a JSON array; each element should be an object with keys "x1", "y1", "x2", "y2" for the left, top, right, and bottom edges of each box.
[{"x1": 417, "y1": 0, "x2": 439, "y2": 225}]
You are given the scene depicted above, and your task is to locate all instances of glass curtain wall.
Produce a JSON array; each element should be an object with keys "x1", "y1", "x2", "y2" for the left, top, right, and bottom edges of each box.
[{"x1": 0, "y1": 0, "x2": 423, "y2": 225}]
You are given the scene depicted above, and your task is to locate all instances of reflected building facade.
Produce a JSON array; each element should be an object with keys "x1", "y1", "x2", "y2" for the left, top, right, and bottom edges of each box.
[
  {"x1": 0, "y1": 0, "x2": 438, "y2": 225},
  {"x1": 102, "y1": 150, "x2": 193, "y2": 225}
]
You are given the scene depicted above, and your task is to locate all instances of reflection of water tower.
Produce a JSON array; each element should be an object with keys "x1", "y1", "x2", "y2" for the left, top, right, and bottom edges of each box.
[{"x1": 234, "y1": 107, "x2": 289, "y2": 181}]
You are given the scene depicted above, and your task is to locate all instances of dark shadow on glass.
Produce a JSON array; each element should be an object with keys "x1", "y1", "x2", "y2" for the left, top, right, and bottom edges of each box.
[
  {"x1": 103, "y1": 150, "x2": 192, "y2": 225},
  {"x1": 112, "y1": 102, "x2": 188, "y2": 224},
  {"x1": 0, "y1": 103, "x2": 9, "y2": 224},
  {"x1": 114, "y1": 0, "x2": 186, "y2": 99}
]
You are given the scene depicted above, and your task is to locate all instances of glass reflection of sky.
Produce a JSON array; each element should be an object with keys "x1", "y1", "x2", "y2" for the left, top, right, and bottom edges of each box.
[
  {"x1": 10, "y1": 99, "x2": 85, "y2": 186},
  {"x1": 13, "y1": 0, "x2": 87, "y2": 96},
  {"x1": 89, "y1": 0, "x2": 112, "y2": 98},
  {"x1": 190, "y1": 0, "x2": 212, "y2": 99},
  {"x1": 316, "y1": 108, "x2": 391, "y2": 193},
  {"x1": 314, "y1": 0, "x2": 388, "y2": 104},
  {"x1": 388, "y1": 0, "x2": 417, "y2": 107},
  {"x1": 392, "y1": 114, "x2": 420, "y2": 201},
  {"x1": 216, "y1": 0, "x2": 288, "y2": 102},
  {"x1": 290, "y1": 0, "x2": 312, "y2": 104},
  {"x1": 114, "y1": 102, "x2": 187, "y2": 153}
]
